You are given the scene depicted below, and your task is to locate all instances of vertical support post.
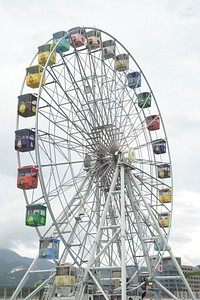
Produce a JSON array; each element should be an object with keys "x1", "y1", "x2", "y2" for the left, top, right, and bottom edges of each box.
[
  {"x1": 120, "y1": 163, "x2": 126, "y2": 300},
  {"x1": 4, "y1": 286, "x2": 7, "y2": 300},
  {"x1": 20, "y1": 289, "x2": 23, "y2": 300}
]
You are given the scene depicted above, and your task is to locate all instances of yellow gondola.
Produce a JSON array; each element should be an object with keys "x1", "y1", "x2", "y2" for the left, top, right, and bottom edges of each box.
[
  {"x1": 26, "y1": 65, "x2": 46, "y2": 88},
  {"x1": 38, "y1": 44, "x2": 56, "y2": 66},
  {"x1": 159, "y1": 188, "x2": 172, "y2": 203},
  {"x1": 158, "y1": 212, "x2": 170, "y2": 228}
]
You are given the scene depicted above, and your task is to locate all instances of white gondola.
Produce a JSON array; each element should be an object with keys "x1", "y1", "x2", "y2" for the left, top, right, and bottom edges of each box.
[{"x1": 102, "y1": 39, "x2": 115, "y2": 59}]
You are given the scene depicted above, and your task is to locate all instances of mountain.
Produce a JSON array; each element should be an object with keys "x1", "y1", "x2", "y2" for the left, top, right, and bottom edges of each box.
[
  {"x1": 0, "y1": 249, "x2": 32, "y2": 273},
  {"x1": 0, "y1": 248, "x2": 32, "y2": 263},
  {"x1": 0, "y1": 248, "x2": 55, "y2": 287}
]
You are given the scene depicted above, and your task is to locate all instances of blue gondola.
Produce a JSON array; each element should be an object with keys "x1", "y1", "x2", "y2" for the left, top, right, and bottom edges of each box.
[
  {"x1": 127, "y1": 72, "x2": 141, "y2": 89},
  {"x1": 39, "y1": 237, "x2": 60, "y2": 259},
  {"x1": 153, "y1": 139, "x2": 166, "y2": 154},
  {"x1": 52, "y1": 31, "x2": 70, "y2": 53},
  {"x1": 15, "y1": 129, "x2": 35, "y2": 152}
]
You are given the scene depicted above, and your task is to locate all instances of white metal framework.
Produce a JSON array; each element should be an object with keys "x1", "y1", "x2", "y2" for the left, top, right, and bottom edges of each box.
[{"x1": 13, "y1": 27, "x2": 196, "y2": 300}]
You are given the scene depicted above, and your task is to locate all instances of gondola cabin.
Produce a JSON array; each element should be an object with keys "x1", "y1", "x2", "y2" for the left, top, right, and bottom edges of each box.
[
  {"x1": 55, "y1": 265, "x2": 93, "y2": 299},
  {"x1": 146, "y1": 115, "x2": 160, "y2": 131},
  {"x1": 86, "y1": 30, "x2": 101, "y2": 49},
  {"x1": 17, "y1": 166, "x2": 38, "y2": 189},
  {"x1": 52, "y1": 31, "x2": 70, "y2": 53},
  {"x1": 153, "y1": 139, "x2": 166, "y2": 154},
  {"x1": 157, "y1": 164, "x2": 171, "y2": 179},
  {"x1": 102, "y1": 39, "x2": 115, "y2": 59},
  {"x1": 38, "y1": 44, "x2": 56, "y2": 66},
  {"x1": 26, "y1": 204, "x2": 47, "y2": 227},
  {"x1": 127, "y1": 72, "x2": 141, "y2": 89},
  {"x1": 26, "y1": 65, "x2": 46, "y2": 88},
  {"x1": 55, "y1": 264, "x2": 76, "y2": 286},
  {"x1": 39, "y1": 237, "x2": 60, "y2": 259},
  {"x1": 159, "y1": 188, "x2": 172, "y2": 203},
  {"x1": 18, "y1": 93, "x2": 37, "y2": 117},
  {"x1": 15, "y1": 129, "x2": 35, "y2": 152},
  {"x1": 69, "y1": 27, "x2": 86, "y2": 48},
  {"x1": 138, "y1": 92, "x2": 151, "y2": 109},
  {"x1": 115, "y1": 54, "x2": 129, "y2": 71},
  {"x1": 154, "y1": 239, "x2": 165, "y2": 251},
  {"x1": 158, "y1": 212, "x2": 170, "y2": 228}
]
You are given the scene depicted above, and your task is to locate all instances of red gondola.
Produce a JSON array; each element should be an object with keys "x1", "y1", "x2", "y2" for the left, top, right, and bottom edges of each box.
[
  {"x1": 146, "y1": 115, "x2": 160, "y2": 131},
  {"x1": 17, "y1": 166, "x2": 38, "y2": 190}
]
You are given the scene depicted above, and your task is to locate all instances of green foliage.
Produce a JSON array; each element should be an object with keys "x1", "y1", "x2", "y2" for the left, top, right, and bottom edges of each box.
[
  {"x1": 34, "y1": 280, "x2": 43, "y2": 288},
  {"x1": 184, "y1": 271, "x2": 200, "y2": 277}
]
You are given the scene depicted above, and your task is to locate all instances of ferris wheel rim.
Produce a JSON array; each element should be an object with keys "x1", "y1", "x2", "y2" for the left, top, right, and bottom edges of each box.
[{"x1": 16, "y1": 26, "x2": 173, "y2": 267}]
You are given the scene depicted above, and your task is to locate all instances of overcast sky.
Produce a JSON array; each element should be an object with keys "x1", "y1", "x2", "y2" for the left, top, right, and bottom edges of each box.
[{"x1": 0, "y1": 0, "x2": 200, "y2": 266}]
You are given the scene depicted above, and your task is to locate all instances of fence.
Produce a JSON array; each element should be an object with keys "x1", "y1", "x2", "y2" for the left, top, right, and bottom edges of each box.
[{"x1": 0, "y1": 286, "x2": 35, "y2": 299}]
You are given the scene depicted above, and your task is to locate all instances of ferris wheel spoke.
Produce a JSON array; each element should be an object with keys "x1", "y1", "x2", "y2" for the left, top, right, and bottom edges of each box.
[
  {"x1": 37, "y1": 108, "x2": 101, "y2": 158},
  {"x1": 74, "y1": 51, "x2": 114, "y2": 131},
  {"x1": 60, "y1": 57, "x2": 101, "y2": 125},
  {"x1": 67, "y1": 51, "x2": 107, "y2": 127},
  {"x1": 47, "y1": 65, "x2": 99, "y2": 128},
  {"x1": 42, "y1": 85, "x2": 93, "y2": 135}
]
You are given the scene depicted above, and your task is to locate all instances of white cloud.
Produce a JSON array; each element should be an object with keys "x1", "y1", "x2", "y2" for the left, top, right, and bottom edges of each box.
[{"x1": 170, "y1": 190, "x2": 200, "y2": 265}]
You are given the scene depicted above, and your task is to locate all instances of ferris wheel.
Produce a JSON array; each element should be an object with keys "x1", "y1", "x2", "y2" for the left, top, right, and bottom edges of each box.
[{"x1": 13, "y1": 27, "x2": 196, "y2": 300}]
